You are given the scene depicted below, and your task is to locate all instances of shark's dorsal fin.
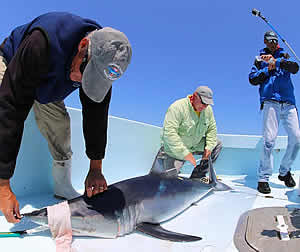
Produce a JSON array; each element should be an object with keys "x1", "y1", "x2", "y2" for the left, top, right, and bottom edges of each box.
[
  {"x1": 136, "y1": 222, "x2": 202, "y2": 242},
  {"x1": 207, "y1": 157, "x2": 233, "y2": 191}
]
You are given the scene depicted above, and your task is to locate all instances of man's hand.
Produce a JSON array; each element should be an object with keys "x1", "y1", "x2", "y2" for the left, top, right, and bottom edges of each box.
[
  {"x1": 84, "y1": 160, "x2": 108, "y2": 198},
  {"x1": 202, "y1": 149, "x2": 212, "y2": 160},
  {"x1": 268, "y1": 59, "x2": 276, "y2": 71},
  {"x1": 184, "y1": 153, "x2": 196, "y2": 167},
  {"x1": 260, "y1": 54, "x2": 276, "y2": 71},
  {"x1": 0, "y1": 179, "x2": 21, "y2": 223}
]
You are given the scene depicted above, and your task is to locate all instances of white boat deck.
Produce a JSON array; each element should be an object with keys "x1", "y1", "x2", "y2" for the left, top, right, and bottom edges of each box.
[
  {"x1": 1, "y1": 173, "x2": 299, "y2": 252},
  {"x1": 0, "y1": 108, "x2": 300, "y2": 251}
]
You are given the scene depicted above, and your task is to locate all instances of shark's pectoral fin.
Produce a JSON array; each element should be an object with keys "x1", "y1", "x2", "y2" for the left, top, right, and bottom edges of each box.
[{"x1": 136, "y1": 222, "x2": 202, "y2": 242}]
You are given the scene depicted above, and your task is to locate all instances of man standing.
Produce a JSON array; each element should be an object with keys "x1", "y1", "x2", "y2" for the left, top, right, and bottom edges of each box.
[
  {"x1": 150, "y1": 86, "x2": 222, "y2": 180},
  {"x1": 0, "y1": 12, "x2": 132, "y2": 223},
  {"x1": 249, "y1": 31, "x2": 300, "y2": 194}
]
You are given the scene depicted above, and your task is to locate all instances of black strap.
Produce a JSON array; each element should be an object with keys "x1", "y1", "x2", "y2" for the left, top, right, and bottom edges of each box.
[{"x1": 260, "y1": 102, "x2": 264, "y2": 110}]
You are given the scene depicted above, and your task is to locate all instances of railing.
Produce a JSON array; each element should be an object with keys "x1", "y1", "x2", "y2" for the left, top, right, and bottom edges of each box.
[{"x1": 11, "y1": 107, "x2": 297, "y2": 197}]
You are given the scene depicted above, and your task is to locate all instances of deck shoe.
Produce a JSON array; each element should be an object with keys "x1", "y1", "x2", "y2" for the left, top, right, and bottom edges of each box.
[
  {"x1": 257, "y1": 182, "x2": 271, "y2": 194},
  {"x1": 278, "y1": 171, "x2": 296, "y2": 187}
]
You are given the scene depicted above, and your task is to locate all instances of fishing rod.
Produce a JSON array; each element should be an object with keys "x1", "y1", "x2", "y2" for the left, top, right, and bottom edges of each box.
[{"x1": 252, "y1": 8, "x2": 300, "y2": 63}]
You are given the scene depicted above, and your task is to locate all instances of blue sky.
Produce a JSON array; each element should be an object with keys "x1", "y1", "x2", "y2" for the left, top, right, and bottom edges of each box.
[{"x1": 1, "y1": 1, "x2": 300, "y2": 135}]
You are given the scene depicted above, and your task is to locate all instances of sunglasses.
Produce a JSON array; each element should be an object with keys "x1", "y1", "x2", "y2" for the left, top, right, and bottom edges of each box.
[
  {"x1": 195, "y1": 93, "x2": 207, "y2": 105},
  {"x1": 267, "y1": 39, "x2": 278, "y2": 44},
  {"x1": 79, "y1": 50, "x2": 89, "y2": 75}
]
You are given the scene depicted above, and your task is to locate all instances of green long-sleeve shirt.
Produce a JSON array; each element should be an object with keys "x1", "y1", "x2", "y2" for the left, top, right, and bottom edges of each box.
[{"x1": 161, "y1": 96, "x2": 217, "y2": 160}]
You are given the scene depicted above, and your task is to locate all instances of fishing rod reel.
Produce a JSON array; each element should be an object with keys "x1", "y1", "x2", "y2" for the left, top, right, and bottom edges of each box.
[{"x1": 252, "y1": 8, "x2": 267, "y2": 22}]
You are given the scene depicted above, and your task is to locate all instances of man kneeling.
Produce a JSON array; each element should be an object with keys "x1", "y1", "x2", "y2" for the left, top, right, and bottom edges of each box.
[{"x1": 151, "y1": 86, "x2": 222, "y2": 180}]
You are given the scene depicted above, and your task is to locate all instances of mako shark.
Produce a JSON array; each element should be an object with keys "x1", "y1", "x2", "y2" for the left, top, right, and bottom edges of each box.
[{"x1": 22, "y1": 161, "x2": 231, "y2": 242}]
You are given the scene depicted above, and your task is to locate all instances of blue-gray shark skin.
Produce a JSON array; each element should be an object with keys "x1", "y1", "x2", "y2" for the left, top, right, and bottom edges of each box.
[{"x1": 23, "y1": 163, "x2": 231, "y2": 242}]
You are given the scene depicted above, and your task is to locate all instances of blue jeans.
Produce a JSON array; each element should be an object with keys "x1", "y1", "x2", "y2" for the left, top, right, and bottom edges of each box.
[{"x1": 259, "y1": 101, "x2": 300, "y2": 182}]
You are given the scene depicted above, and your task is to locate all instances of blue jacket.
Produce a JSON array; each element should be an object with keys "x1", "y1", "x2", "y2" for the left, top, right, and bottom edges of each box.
[
  {"x1": 249, "y1": 47, "x2": 298, "y2": 105},
  {"x1": 1, "y1": 12, "x2": 101, "y2": 103}
]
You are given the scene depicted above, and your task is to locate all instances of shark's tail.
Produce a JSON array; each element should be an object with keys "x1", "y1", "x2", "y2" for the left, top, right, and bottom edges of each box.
[{"x1": 208, "y1": 157, "x2": 232, "y2": 191}]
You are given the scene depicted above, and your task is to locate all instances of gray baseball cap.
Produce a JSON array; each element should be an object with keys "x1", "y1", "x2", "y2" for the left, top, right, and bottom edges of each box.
[
  {"x1": 82, "y1": 27, "x2": 132, "y2": 102},
  {"x1": 264, "y1": 31, "x2": 278, "y2": 42},
  {"x1": 195, "y1": 86, "x2": 214, "y2": 105}
]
